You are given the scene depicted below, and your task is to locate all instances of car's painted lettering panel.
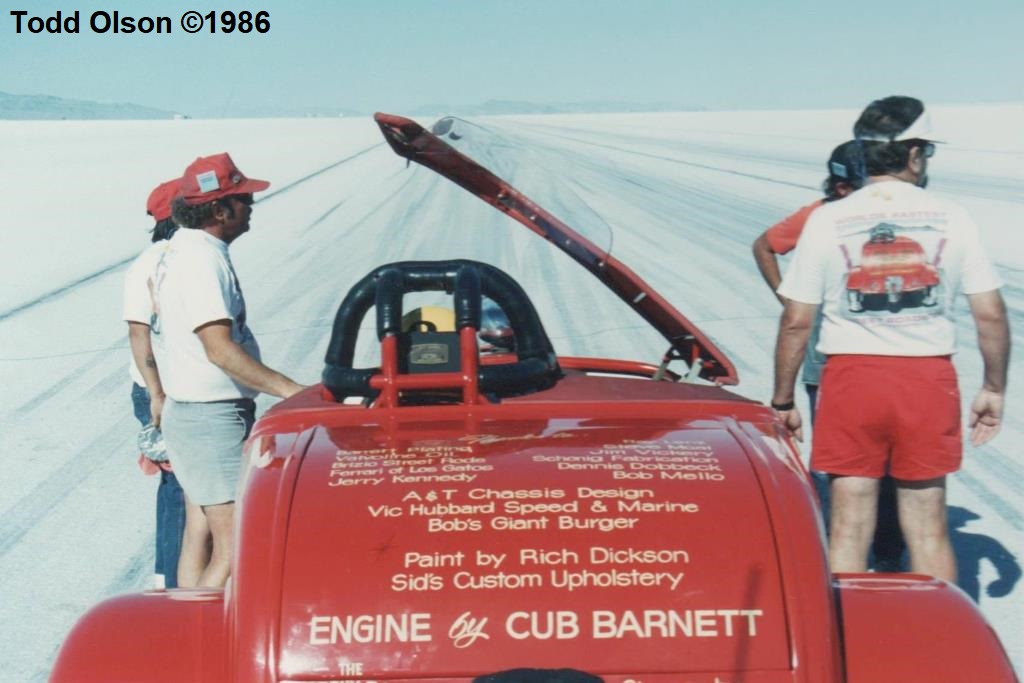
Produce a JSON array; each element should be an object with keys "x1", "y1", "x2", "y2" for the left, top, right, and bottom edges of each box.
[{"x1": 278, "y1": 419, "x2": 789, "y2": 678}]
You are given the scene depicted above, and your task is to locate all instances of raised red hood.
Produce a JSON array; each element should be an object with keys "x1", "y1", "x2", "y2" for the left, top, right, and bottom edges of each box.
[
  {"x1": 372, "y1": 113, "x2": 738, "y2": 386},
  {"x1": 276, "y1": 414, "x2": 790, "y2": 680}
]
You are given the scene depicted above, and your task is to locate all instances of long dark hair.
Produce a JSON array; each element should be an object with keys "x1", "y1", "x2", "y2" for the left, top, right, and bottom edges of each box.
[
  {"x1": 822, "y1": 140, "x2": 864, "y2": 201},
  {"x1": 151, "y1": 218, "x2": 178, "y2": 242}
]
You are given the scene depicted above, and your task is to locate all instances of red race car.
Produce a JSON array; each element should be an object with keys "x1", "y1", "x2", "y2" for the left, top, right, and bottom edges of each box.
[
  {"x1": 845, "y1": 223, "x2": 942, "y2": 312},
  {"x1": 51, "y1": 115, "x2": 1016, "y2": 683}
]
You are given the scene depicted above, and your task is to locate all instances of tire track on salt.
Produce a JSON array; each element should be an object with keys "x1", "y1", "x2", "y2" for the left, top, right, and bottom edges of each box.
[
  {"x1": 0, "y1": 142, "x2": 383, "y2": 325},
  {"x1": 0, "y1": 418, "x2": 132, "y2": 557},
  {"x1": 7, "y1": 145, "x2": 386, "y2": 417}
]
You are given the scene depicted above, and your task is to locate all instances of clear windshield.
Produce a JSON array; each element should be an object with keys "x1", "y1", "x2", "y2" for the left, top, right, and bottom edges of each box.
[{"x1": 348, "y1": 115, "x2": 673, "y2": 368}]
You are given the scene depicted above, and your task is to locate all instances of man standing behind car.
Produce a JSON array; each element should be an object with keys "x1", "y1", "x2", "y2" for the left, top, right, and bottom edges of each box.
[
  {"x1": 123, "y1": 179, "x2": 186, "y2": 588},
  {"x1": 153, "y1": 153, "x2": 304, "y2": 588},
  {"x1": 752, "y1": 142, "x2": 906, "y2": 572},
  {"x1": 771, "y1": 96, "x2": 1009, "y2": 582}
]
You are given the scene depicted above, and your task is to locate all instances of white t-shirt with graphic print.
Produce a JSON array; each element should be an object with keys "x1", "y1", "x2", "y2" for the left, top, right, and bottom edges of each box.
[
  {"x1": 778, "y1": 180, "x2": 1002, "y2": 357},
  {"x1": 151, "y1": 228, "x2": 261, "y2": 402},
  {"x1": 123, "y1": 241, "x2": 171, "y2": 387}
]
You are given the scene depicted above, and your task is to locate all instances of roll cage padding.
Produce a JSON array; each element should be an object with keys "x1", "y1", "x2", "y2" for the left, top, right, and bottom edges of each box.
[
  {"x1": 374, "y1": 264, "x2": 482, "y2": 338},
  {"x1": 322, "y1": 260, "x2": 560, "y2": 399}
]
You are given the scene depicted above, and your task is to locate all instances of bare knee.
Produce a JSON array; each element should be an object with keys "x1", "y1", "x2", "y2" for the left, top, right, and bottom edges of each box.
[
  {"x1": 895, "y1": 477, "x2": 955, "y2": 581},
  {"x1": 830, "y1": 477, "x2": 880, "y2": 534},
  {"x1": 897, "y1": 477, "x2": 947, "y2": 538}
]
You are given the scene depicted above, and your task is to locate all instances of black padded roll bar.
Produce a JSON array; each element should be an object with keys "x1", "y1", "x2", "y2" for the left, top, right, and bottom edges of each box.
[{"x1": 322, "y1": 260, "x2": 560, "y2": 399}]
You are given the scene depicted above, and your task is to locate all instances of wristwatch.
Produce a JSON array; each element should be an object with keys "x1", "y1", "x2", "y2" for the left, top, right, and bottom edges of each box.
[{"x1": 770, "y1": 400, "x2": 795, "y2": 411}]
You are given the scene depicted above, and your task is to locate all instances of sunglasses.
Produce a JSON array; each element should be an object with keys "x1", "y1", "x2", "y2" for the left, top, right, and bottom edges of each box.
[
  {"x1": 229, "y1": 193, "x2": 254, "y2": 206},
  {"x1": 910, "y1": 140, "x2": 936, "y2": 158}
]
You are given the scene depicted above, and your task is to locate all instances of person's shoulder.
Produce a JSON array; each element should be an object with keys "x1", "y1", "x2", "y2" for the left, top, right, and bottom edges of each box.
[
  {"x1": 786, "y1": 199, "x2": 826, "y2": 223},
  {"x1": 141, "y1": 239, "x2": 172, "y2": 262},
  {"x1": 897, "y1": 185, "x2": 976, "y2": 225},
  {"x1": 922, "y1": 189, "x2": 970, "y2": 217},
  {"x1": 169, "y1": 230, "x2": 227, "y2": 263},
  {"x1": 126, "y1": 240, "x2": 166, "y2": 276},
  {"x1": 800, "y1": 196, "x2": 847, "y2": 229},
  {"x1": 764, "y1": 199, "x2": 826, "y2": 253}
]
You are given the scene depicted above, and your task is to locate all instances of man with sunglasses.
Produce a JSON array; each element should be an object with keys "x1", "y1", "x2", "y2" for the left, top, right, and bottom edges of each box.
[
  {"x1": 152, "y1": 153, "x2": 305, "y2": 588},
  {"x1": 771, "y1": 96, "x2": 1009, "y2": 582},
  {"x1": 753, "y1": 141, "x2": 906, "y2": 572}
]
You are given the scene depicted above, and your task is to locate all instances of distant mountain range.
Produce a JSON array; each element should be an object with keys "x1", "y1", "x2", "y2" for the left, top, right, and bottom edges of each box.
[
  {"x1": 0, "y1": 91, "x2": 705, "y2": 120},
  {"x1": 408, "y1": 99, "x2": 707, "y2": 116},
  {"x1": 0, "y1": 91, "x2": 179, "y2": 120},
  {"x1": 210, "y1": 103, "x2": 365, "y2": 119}
]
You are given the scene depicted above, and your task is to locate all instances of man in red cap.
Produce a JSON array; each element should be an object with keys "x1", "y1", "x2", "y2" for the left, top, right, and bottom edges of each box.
[
  {"x1": 122, "y1": 178, "x2": 186, "y2": 588},
  {"x1": 152, "y1": 153, "x2": 304, "y2": 588}
]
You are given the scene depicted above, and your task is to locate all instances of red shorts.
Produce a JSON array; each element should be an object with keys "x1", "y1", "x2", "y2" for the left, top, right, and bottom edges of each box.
[{"x1": 811, "y1": 355, "x2": 962, "y2": 481}]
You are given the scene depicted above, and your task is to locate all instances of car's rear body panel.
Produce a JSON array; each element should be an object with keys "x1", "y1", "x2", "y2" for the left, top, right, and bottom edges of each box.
[{"x1": 232, "y1": 379, "x2": 837, "y2": 682}]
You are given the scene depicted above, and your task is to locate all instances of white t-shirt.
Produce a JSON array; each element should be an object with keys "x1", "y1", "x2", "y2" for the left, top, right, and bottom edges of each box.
[
  {"x1": 122, "y1": 241, "x2": 170, "y2": 387},
  {"x1": 778, "y1": 180, "x2": 1001, "y2": 357},
  {"x1": 151, "y1": 229, "x2": 261, "y2": 401}
]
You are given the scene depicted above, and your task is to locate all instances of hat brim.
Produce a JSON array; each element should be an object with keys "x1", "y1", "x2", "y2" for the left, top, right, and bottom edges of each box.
[
  {"x1": 235, "y1": 178, "x2": 270, "y2": 194},
  {"x1": 894, "y1": 110, "x2": 945, "y2": 144},
  {"x1": 181, "y1": 178, "x2": 271, "y2": 205}
]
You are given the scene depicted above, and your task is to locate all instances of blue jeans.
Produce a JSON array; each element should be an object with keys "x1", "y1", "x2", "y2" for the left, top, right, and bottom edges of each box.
[{"x1": 132, "y1": 383, "x2": 186, "y2": 588}]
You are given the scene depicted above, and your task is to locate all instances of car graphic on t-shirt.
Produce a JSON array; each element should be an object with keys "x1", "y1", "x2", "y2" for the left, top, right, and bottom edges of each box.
[{"x1": 845, "y1": 223, "x2": 942, "y2": 313}]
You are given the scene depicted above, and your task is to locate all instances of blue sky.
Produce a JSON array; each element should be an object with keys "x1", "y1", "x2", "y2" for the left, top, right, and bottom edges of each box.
[{"x1": 1, "y1": 0, "x2": 1021, "y2": 116}]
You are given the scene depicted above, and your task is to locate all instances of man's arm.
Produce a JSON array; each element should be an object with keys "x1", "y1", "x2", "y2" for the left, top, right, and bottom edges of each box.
[
  {"x1": 195, "y1": 320, "x2": 304, "y2": 399},
  {"x1": 772, "y1": 300, "x2": 818, "y2": 441},
  {"x1": 752, "y1": 232, "x2": 787, "y2": 304},
  {"x1": 966, "y1": 289, "x2": 1010, "y2": 445},
  {"x1": 127, "y1": 321, "x2": 166, "y2": 426}
]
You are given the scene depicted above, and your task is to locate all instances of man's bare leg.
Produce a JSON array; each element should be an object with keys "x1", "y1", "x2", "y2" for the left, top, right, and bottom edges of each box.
[
  {"x1": 177, "y1": 498, "x2": 211, "y2": 588},
  {"x1": 897, "y1": 477, "x2": 956, "y2": 582},
  {"x1": 829, "y1": 475, "x2": 880, "y2": 572},
  {"x1": 198, "y1": 502, "x2": 235, "y2": 588}
]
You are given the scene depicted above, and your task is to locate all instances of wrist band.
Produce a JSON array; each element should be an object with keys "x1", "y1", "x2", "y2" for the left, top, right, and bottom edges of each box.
[{"x1": 771, "y1": 400, "x2": 795, "y2": 411}]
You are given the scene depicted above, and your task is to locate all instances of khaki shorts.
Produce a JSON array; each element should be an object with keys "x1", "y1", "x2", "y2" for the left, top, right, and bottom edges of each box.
[{"x1": 162, "y1": 398, "x2": 256, "y2": 506}]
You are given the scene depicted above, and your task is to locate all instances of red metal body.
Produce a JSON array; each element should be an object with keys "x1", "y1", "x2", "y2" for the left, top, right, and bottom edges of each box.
[{"x1": 51, "y1": 115, "x2": 1017, "y2": 682}]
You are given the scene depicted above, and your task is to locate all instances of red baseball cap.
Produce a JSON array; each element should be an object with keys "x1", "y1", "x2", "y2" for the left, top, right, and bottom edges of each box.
[
  {"x1": 146, "y1": 179, "x2": 181, "y2": 222},
  {"x1": 179, "y1": 152, "x2": 270, "y2": 205}
]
